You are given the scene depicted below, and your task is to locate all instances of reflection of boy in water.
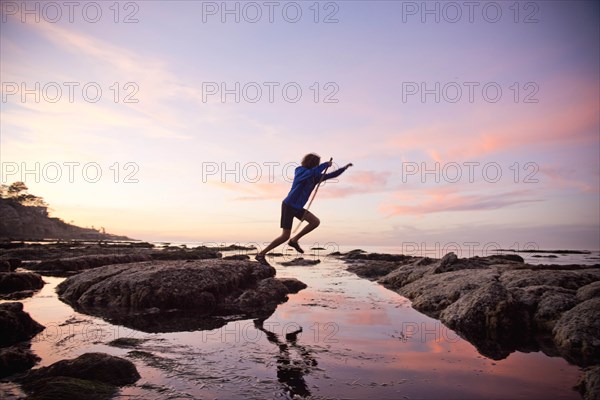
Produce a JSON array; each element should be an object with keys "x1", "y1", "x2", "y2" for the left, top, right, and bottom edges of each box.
[{"x1": 254, "y1": 318, "x2": 318, "y2": 397}]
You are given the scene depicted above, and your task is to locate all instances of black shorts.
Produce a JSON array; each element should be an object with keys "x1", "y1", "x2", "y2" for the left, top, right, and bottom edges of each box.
[{"x1": 280, "y1": 201, "x2": 306, "y2": 230}]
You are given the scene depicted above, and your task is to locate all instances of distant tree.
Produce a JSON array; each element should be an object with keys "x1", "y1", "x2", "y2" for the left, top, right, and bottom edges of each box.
[
  {"x1": 8, "y1": 182, "x2": 28, "y2": 197},
  {"x1": 0, "y1": 181, "x2": 49, "y2": 209}
]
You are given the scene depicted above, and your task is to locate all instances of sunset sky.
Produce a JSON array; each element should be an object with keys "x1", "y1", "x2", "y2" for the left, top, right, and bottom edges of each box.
[{"x1": 1, "y1": 1, "x2": 598, "y2": 251}]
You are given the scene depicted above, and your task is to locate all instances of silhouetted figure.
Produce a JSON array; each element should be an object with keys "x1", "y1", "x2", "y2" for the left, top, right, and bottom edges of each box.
[{"x1": 254, "y1": 318, "x2": 318, "y2": 398}]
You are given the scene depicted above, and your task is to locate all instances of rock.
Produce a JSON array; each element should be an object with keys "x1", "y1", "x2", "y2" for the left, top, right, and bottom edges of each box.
[
  {"x1": 576, "y1": 366, "x2": 600, "y2": 400},
  {"x1": 24, "y1": 352, "x2": 140, "y2": 386},
  {"x1": 150, "y1": 247, "x2": 220, "y2": 260},
  {"x1": 346, "y1": 261, "x2": 400, "y2": 279},
  {"x1": 345, "y1": 249, "x2": 366, "y2": 255},
  {"x1": 437, "y1": 252, "x2": 458, "y2": 270},
  {"x1": 57, "y1": 259, "x2": 306, "y2": 333},
  {"x1": 378, "y1": 260, "x2": 433, "y2": 289},
  {"x1": 553, "y1": 298, "x2": 600, "y2": 366},
  {"x1": 0, "y1": 344, "x2": 40, "y2": 378},
  {"x1": 577, "y1": 281, "x2": 600, "y2": 302},
  {"x1": 399, "y1": 269, "x2": 498, "y2": 317},
  {"x1": 0, "y1": 272, "x2": 44, "y2": 296},
  {"x1": 33, "y1": 253, "x2": 153, "y2": 272},
  {"x1": 439, "y1": 281, "x2": 532, "y2": 359},
  {"x1": 433, "y1": 253, "x2": 523, "y2": 274},
  {"x1": 492, "y1": 254, "x2": 525, "y2": 263},
  {"x1": 0, "y1": 302, "x2": 45, "y2": 347},
  {"x1": 0, "y1": 260, "x2": 11, "y2": 272},
  {"x1": 277, "y1": 278, "x2": 307, "y2": 294},
  {"x1": 533, "y1": 288, "x2": 578, "y2": 331},
  {"x1": 7, "y1": 258, "x2": 21, "y2": 271},
  {"x1": 414, "y1": 257, "x2": 437, "y2": 266},
  {"x1": 20, "y1": 353, "x2": 140, "y2": 400},
  {"x1": 22, "y1": 376, "x2": 117, "y2": 400},
  {"x1": 344, "y1": 251, "x2": 600, "y2": 368},
  {"x1": 107, "y1": 338, "x2": 148, "y2": 348},
  {"x1": 500, "y1": 268, "x2": 600, "y2": 291},
  {"x1": 222, "y1": 254, "x2": 250, "y2": 261},
  {"x1": 509, "y1": 285, "x2": 578, "y2": 332},
  {"x1": 1, "y1": 289, "x2": 38, "y2": 301},
  {"x1": 344, "y1": 252, "x2": 412, "y2": 262},
  {"x1": 280, "y1": 257, "x2": 321, "y2": 266},
  {"x1": 233, "y1": 278, "x2": 290, "y2": 313}
]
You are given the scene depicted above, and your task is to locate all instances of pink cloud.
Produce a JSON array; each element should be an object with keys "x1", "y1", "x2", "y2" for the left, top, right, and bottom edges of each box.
[
  {"x1": 381, "y1": 188, "x2": 541, "y2": 216},
  {"x1": 541, "y1": 165, "x2": 598, "y2": 193},
  {"x1": 386, "y1": 78, "x2": 599, "y2": 163}
]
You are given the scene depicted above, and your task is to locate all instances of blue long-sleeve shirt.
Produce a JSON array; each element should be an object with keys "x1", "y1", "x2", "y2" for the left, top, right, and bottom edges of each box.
[{"x1": 283, "y1": 162, "x2": 348, "y2": 209}]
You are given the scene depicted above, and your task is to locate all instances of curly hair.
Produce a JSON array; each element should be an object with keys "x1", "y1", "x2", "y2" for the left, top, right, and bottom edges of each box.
[{"x1": 301, "y1": 153, "x2": 321, "y2": 169}]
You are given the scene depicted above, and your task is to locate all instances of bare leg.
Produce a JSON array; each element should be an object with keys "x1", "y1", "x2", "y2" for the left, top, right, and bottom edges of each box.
[
  {"x1": 259, "y1": 229, "x2": 291, "y2": 256},
  {"x1": 291, "y1": 211, "x2": 320, "y2": 243}
]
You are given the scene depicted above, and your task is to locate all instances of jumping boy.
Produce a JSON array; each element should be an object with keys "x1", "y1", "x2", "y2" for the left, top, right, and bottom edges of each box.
[{"x1": 255, "y1": 153, "x2": 353, "y2": 266}]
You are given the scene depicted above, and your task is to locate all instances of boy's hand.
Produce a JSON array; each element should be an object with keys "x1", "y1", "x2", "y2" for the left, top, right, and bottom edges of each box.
[
  {"x1": 345, "y1": 163, "x2": 353, "y2": 168},
  {"x1": 327, "y1": 161, "x2": 333, "y2": 167}
]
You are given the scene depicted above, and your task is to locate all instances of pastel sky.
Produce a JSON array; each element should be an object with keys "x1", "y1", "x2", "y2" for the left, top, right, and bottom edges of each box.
[{"x1": 1, "y1": 1, "x2": 598, "y2": 251}]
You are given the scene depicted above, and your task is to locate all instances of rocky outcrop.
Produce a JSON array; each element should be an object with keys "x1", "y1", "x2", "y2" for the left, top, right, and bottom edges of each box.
[
  {"x1": 0, "y1": 271, "x2": 44, "y2": 299},
  {"x1": 20, "y1": 353, "x2": 140, "y2": 399},
  {"x1": 57, "y1": 259, "x2": 306, "y2": 333},
  {"x1": 0, "y1": 302, "x2": 45, "y2": 347},
  {"x1": 343, "y1": 252, "x2": 600, "y2": 367}
]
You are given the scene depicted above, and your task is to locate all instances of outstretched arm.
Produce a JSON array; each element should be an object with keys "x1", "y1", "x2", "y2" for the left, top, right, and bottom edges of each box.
[{"x1": 323, "y1": 163, "x2": 353, "y2": 181}]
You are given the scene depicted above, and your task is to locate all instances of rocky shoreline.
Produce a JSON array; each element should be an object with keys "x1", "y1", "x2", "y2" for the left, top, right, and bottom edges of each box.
[
  {"x1": 341, "y1": 250, "x2": 600, "y2": 399},
  {"x1": 0, "y1": 242, "x2": 598, "y2": 398}
]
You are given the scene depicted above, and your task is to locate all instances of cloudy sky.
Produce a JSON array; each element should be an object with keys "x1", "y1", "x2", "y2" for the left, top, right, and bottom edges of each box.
[{"x1": 1, "y1": 1, "x2": 598, "y2": 251}]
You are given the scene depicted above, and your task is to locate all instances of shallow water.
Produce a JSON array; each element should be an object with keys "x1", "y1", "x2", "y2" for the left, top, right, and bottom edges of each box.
[{"x1": 1, "y1": 252, "x2": 585, "y2": 399}]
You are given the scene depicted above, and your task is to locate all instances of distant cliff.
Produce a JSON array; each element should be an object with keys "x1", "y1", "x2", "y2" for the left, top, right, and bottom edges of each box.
[{"x1": 0, "y1": 198, "x2": 133, "y2": 241}]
